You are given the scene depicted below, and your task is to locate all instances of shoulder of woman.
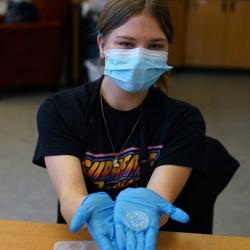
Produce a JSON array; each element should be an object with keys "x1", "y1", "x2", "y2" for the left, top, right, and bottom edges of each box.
[
  {"x1": 151, "y1": 87, "x2": 204, "y2": 121},
  {"x1": 36, "y1": 79, "x2": 101, "y2": 134},
  {"x1": 39, "y1": 79, "x2": 100, "y2": 113}
]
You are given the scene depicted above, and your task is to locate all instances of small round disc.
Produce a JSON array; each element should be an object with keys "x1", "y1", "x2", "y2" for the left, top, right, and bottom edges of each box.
[{"x1": 125, "y1": 211, "x2": 149, "y2": 231}]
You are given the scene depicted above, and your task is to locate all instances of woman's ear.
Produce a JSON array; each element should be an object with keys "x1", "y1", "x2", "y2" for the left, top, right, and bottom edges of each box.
[{"x1": 97, "y1": 34, "x2": 105, "y2": 58}]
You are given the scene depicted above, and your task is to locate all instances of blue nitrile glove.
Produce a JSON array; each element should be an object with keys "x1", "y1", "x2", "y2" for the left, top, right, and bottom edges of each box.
[
  {"x1": 70, "y1": 192, "x2": 117, "y2": 250},
  {"x1": 114, "y1": 187, "x2": 190, "y2": 250}
]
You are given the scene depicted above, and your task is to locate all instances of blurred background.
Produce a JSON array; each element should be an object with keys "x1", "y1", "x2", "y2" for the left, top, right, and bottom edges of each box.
[{"x1": 0, "y1": 0, "x2": 249, "y2": 237}]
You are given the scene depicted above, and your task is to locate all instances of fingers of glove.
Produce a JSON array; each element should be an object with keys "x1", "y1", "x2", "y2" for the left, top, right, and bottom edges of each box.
[
  {"x1": 172, "y1": 207, "x2": 190, "y2": 223},
  {"x1": 95, "y1": 234, "x2": 116, "y2": 250},
  {"x1": 111, "y1": 240, "x2": 117, "y2": 249},
  {"x1": 161, "y1": 202, "x2": 190, "y2": 224},
  {"x1": 135, "y1": 231, "x2": 144, "y2": 250},
  {"x1": 70, "y1": 207, "x2": 91, "y2": 232},
  {"x1": 144, "y1": 227, "x2": 158, "y2": 250},
  {"x1": 105, "y1": 222, "x2": 115, "y2": 240},
  {"x1": 126, "y1": 229, "x2": 136, "y2": 250},
  {"x1": 115, "y1": 222, "x2": 126, "y2": 250}
]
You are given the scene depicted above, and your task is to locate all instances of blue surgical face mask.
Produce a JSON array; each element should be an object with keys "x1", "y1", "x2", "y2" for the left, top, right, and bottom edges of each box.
[{"x1": 103, "y1": 47, "x2": 173, "y2": 93}]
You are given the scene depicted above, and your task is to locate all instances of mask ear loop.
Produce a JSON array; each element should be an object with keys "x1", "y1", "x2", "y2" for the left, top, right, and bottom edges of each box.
[{"x1": 98, "y1": 31, "x2": 107, "y2": 60}]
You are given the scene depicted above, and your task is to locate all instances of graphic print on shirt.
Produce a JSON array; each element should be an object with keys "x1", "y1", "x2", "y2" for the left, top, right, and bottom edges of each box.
[{"x1": 81, "y1": 146, "x2": 162, "y2": 190}]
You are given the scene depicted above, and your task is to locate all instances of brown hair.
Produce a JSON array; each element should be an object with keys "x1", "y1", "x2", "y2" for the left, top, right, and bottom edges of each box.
[{"x1": 97, "y1": 0, "x2": 174, "y2": 94}]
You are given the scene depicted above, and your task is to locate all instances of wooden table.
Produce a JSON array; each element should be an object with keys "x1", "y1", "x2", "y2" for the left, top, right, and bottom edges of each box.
[{"x1": 1, "y1": 220, "x2": 250, "y2": 250}]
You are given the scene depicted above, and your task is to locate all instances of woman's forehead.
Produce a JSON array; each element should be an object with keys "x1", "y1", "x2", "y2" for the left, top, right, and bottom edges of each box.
[{"x1": 109, "y1": 14, "x2": 166, "y2": 40}]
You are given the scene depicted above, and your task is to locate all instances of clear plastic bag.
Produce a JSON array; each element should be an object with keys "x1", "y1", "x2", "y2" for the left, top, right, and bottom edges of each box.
[{"x1": 54, "y1": 241, "x2": 99, "y2": 250}]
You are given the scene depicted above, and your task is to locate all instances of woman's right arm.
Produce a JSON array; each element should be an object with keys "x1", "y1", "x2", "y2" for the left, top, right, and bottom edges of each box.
[{"x1": 45, "y1": 155, "x2": 88, "y2": 225}]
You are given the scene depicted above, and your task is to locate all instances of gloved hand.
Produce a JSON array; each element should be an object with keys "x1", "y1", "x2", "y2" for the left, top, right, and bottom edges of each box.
[
  {"x1": 70, "y1": 192, "x2": 117, "y2": 250},
  {"x1": 114, "y1": 187, "x2": 190, "y2": 250}
]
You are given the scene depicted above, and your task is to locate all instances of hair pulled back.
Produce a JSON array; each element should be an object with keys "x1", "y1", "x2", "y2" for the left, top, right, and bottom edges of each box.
[{"x1": 97, "y1": 0, "x2": 174, "y2": 94}]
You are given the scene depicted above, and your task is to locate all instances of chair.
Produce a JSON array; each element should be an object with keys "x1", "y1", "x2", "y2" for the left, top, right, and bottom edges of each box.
[
  {"x1": 0, "y1": 0, "x2": 70, "y2": 89},
  {"x1": 57, "y1": 136, "x2": 240, "y2": 234},
  {"x1": 161, "y1": 136, "x2": 239, "y2": 234}
]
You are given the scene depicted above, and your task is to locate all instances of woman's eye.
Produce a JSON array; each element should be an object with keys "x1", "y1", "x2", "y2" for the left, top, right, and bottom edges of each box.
[
  {"x1": 149, "y1": 44, "x2": 163, "y2": 50},
  {"x1": 119, "y1": 42, "x2": 134, "y2": 48}
]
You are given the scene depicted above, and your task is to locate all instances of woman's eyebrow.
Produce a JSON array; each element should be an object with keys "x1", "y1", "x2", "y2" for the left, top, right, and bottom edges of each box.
[
  {"x1": 149, "y1": 38, "x2": 168, "y2": 42},
  {"x1": 115, "y1": 36, "x2": 136, "y2": 41},
  {"x1": 115, "y1": 36, "x2": 167, "y2": 42}
]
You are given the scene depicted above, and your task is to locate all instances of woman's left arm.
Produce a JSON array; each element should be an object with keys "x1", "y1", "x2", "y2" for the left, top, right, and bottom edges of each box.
[{"x1": 146, "y1": 165, "x2": 193, "y2": 228}]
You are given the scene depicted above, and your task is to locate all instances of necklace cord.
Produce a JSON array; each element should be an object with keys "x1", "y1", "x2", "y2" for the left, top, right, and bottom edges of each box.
[{"x1": 99, "y1": 89, "x2": 142, "y2": 158}]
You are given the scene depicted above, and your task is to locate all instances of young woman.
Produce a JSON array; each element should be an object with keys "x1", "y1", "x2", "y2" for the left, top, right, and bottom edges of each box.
[{"x1": 33, "y1": 1, "x2": 208, "y2": 249}]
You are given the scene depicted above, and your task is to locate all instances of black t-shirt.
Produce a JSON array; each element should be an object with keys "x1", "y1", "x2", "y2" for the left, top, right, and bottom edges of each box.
[{"x1": 33, "y1": 77, "x2": 207, "y2": 200}]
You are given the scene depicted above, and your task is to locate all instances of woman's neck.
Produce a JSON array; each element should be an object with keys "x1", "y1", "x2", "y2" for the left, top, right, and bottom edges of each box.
[{"x1": 100, "y1": 76, "x2": 148, "y2": 111}]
